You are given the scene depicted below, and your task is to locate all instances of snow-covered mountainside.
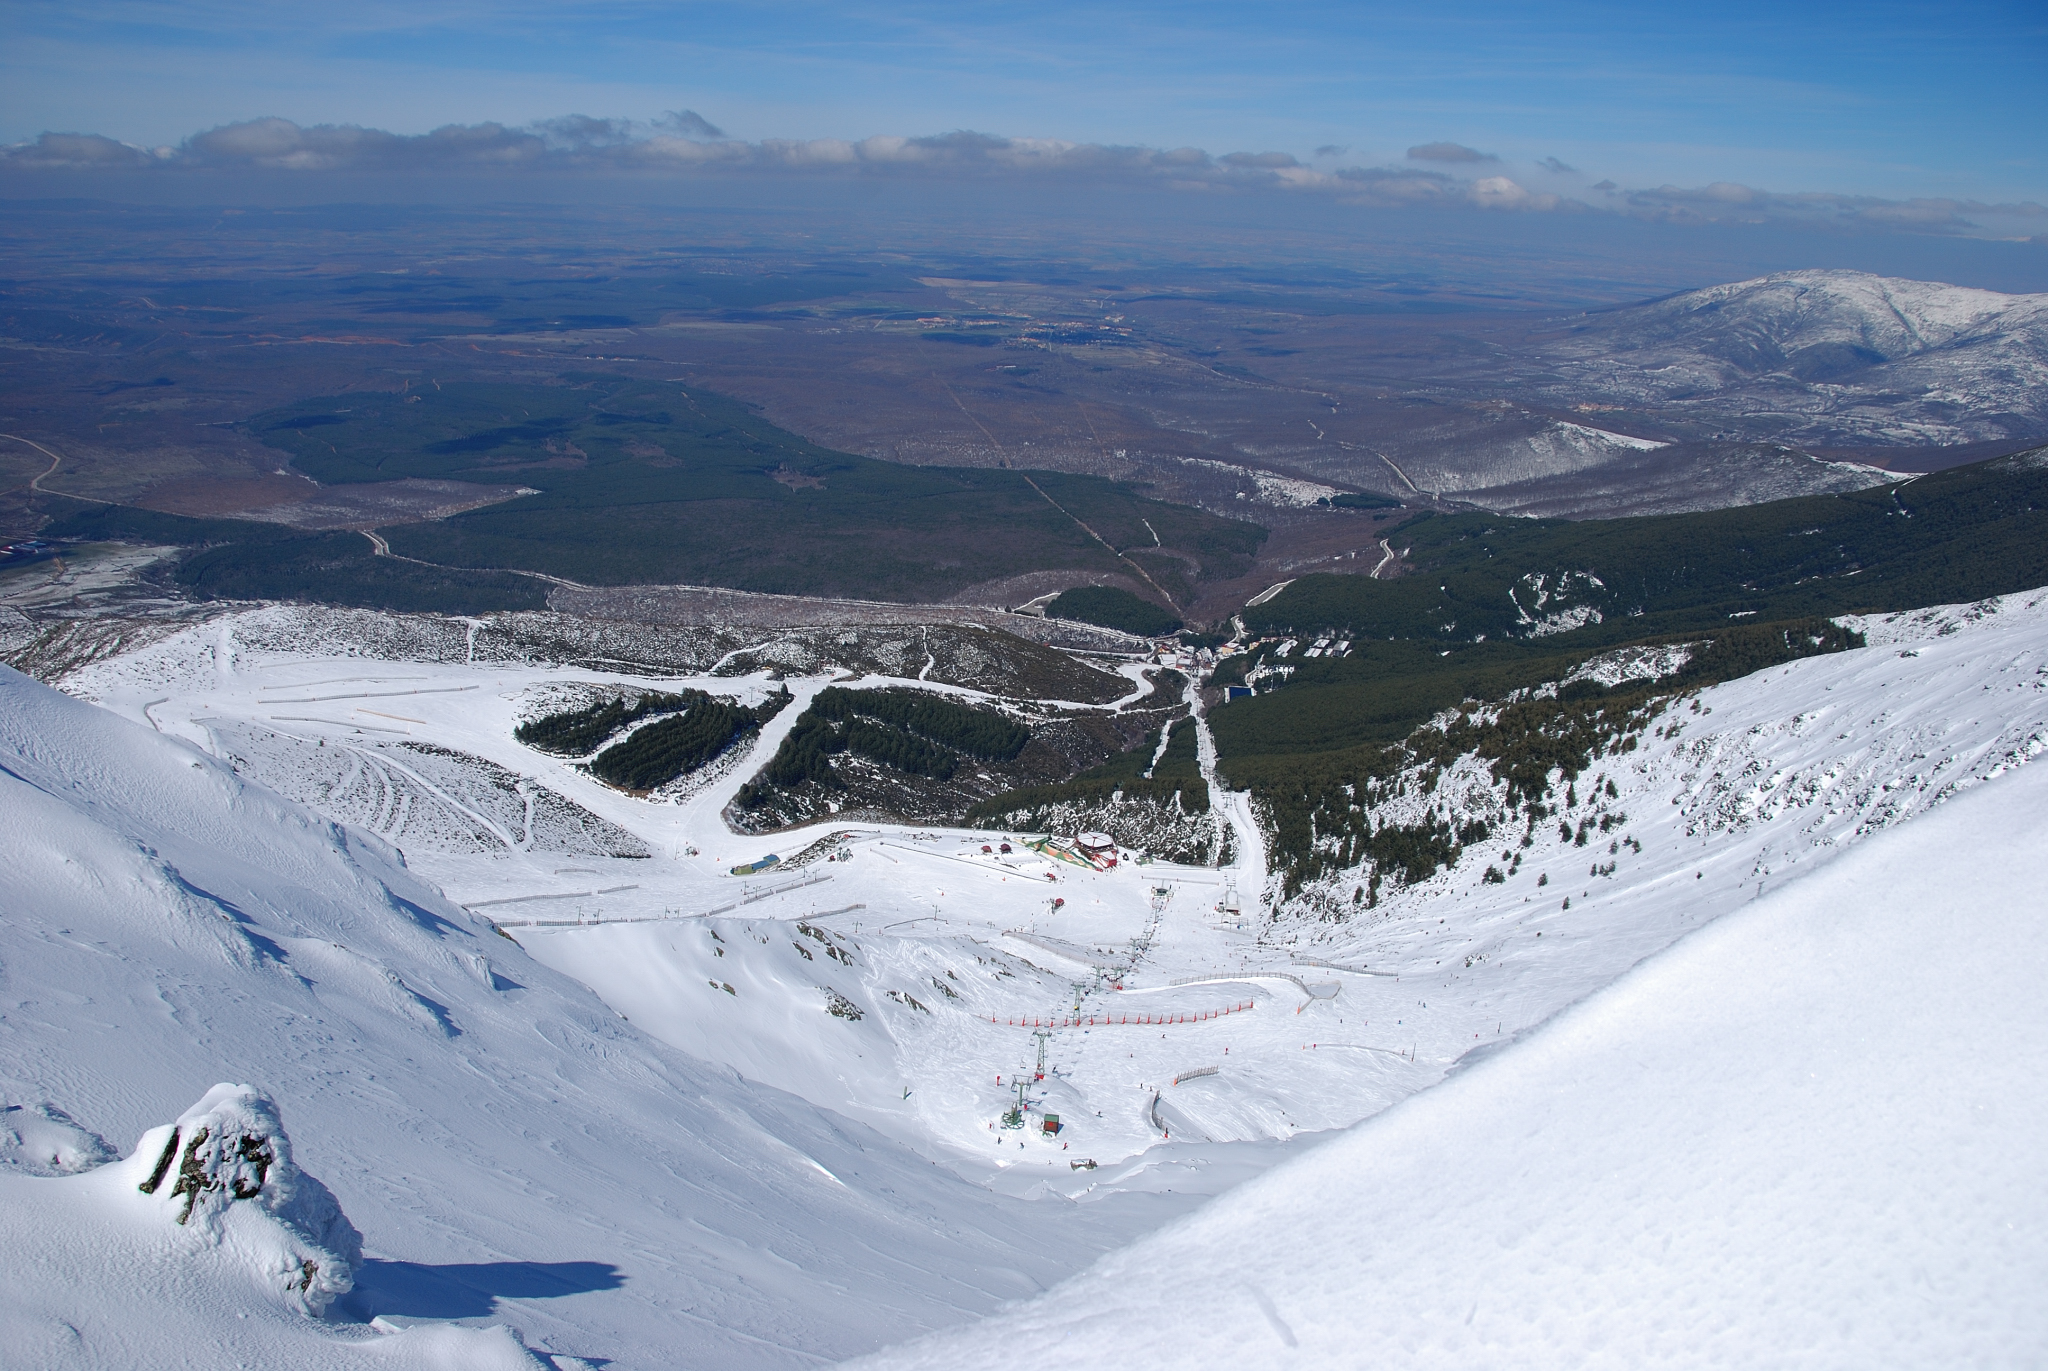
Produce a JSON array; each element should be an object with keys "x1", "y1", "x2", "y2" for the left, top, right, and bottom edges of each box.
[
  {"x1": 1532, "y1": 269, "x2": 2048, "y2": 447},
  {"x1": 0, "y1": 663, "x2": 1199, "y2": 1368},
  {"x1": 1256, "y1": 591, "x2": 2048, "y2": 1050},
  {"x1": 7, "y1": 586, "x2": 2048, "y2": 1365},
  {"x1": 1390, "y1": 414, "x2": 1679, "y2": 498},
  {"x1": 857, "y1": 735, "x2": 2048, "y2": 1370}
]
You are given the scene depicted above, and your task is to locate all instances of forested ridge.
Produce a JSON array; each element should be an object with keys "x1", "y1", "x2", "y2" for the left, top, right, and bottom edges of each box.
[
  {"x1": 517, "y1": 692, "x2": 694, "y2": 756},
  {"x1": 1245, "y1": 447, "x2": 2048, "y2": 646},
  {"x1": 968, "y1": 715, "x2": 1206, "y2": 824},
  {"x1": 1231, "y1": 618, "x2": 1866, "y2": 895},
  {"x1": 1045, "y1": 585, "x2": 1181, "y2": 636},
  {"x1": 807, "y1": 687, "x2": 1030, "y2": 760}
]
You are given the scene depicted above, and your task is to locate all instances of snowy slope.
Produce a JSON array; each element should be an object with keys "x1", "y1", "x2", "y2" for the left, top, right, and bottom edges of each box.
[
  {"x1": 1251, "y1": 589, "x2": 2048, "y2": 1102},
  {"x1": 17, "y1": 586, "x2": 2048, "y2": 1366},
  {"x1": 1394, "y1": 415, "x2": 1682, "y2": 497},
  {"x1": 0, "y1": 1085, "x2": 551, "y2": 1370},
  {"x1": 857, "y1": 744, "x2": 2048, "y2": 1369},
  {"x1": 0, "y1": 664, "x2": 1186, "y2": 1368},
  {"x1": 42, "y1": 592, "x2": 2048, "y2": 1184},
  {"x1": 1628, "y1": 269, "x2": 2038, "y2": 362}
]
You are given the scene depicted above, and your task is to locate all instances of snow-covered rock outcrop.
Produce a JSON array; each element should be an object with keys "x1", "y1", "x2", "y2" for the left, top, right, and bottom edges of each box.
[{"x1": 126, "y1": 1084, "x2": 361, "y2": 1316}]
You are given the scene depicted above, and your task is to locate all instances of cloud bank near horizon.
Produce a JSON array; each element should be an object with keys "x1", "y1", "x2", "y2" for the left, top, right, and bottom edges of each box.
[{"x1": 4, "y1": 114, "x2": 2042, "y2": 241}]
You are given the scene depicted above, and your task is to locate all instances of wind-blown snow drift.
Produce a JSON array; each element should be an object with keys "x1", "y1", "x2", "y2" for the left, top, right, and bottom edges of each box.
[
  {"x1": 0, "y1": 664, "x2": 1174, "y2": 1367},
  {"x1": 858, "y1": 755, "x2": 2048, "y2": 1368}
]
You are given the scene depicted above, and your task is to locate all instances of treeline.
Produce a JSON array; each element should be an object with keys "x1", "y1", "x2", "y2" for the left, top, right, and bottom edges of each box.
[
  {"x1": 582, "y1": 688, "x2": 791, "y2": 793},
  {"x1": 1215, "y1": 443, "x2": 2048, "y2": 899},
  {"x1": 1045, "y1": 585, "x2": 1182, "y2": 636},
  {"x1": 1153, "y1": 717, "x2": 1202, "y2": 785},
  {"x1": 1212, "y1": 638, "x2": 1592, "y2": 760},
  {"x1": 1672, "y1": 617, "x2": 1863, "y2": 685},
  {"x1": 1213, "y1": 618, "x2": 1865, "y2": 766},
  {"x1": 1229, "y1": 616, "x2": 1867, "y2": 893},
  {"x1": 964, "y1": 773, "x2": 1206, "y2": 826},
  {"x1": 742, "y1": 709, "x2": 954, "y2": 800},
  {"x1": 739, "y1": 687, "x2": 1028, "y2": 806},
  {"x1": 517, "y1": 691, "x2": 696, "y2": 756},
  {"x1": 965, "y1": 716, "x2": 1209, "y2": 825},
  {"x1": 1243, "y1": 447, "x2": 2048, "y2": 645},
  {"x1": 808, "y1": 687, "x2": 1030, "y2": 760},
  {"x1": 843, "y1": 719, "x2": 956, "y2": 779},
  {"x1": 753, "y1": 714, "x2": 846, "y2": 794},
  {"x1": 37, "y1": 501, "x2": 547, "y2": 614}
]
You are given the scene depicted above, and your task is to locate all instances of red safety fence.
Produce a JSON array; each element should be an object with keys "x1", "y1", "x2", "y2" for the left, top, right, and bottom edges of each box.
[{"x1": 984, "y1": 1001, "x2": 1255, "y2": 1028}]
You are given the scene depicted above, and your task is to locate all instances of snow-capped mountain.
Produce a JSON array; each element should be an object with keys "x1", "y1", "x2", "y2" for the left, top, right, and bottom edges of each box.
[{"x1": 1530, "y1": 269, "x2": 2048, "y2": 447}]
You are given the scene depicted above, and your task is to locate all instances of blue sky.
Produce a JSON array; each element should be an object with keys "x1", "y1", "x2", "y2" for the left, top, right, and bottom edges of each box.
[{"x1": 3, "y1": 0, "x2": 2043, "y2": 205}]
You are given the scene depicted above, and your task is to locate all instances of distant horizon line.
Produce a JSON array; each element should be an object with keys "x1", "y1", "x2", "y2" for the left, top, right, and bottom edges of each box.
[{"x1": 3, "y1": 114, "x2": 2043, "y2": 247}]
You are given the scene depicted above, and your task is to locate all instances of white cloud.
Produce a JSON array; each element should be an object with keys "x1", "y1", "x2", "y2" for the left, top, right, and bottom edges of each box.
[
  {"x1": 3, "y1": 116, "x2": 2039, "y2": 238},
  {"x1": 1407, "y1": 141, "x2": 1497, "y2": 164}
]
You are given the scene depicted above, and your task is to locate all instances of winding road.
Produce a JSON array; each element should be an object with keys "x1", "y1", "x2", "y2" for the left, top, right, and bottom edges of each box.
[{"x1": 0, "y1": 433, "x2": 112, "y2": 505}]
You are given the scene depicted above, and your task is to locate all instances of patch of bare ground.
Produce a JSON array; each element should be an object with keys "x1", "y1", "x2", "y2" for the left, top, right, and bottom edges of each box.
[
  {"x1": 712, "y1": 624, "x2": 1133, "y2": 703},
  {"x1": 132, "y1": 473, "x2": 318, "y2": 517},
  {"x1": 941, "y1": 569, "x2": 1160, "y2": 612}
]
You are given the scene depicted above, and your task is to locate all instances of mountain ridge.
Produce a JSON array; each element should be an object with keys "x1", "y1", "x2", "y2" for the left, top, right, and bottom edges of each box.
[{"x1": 1530, "y1": 268, "x2": 2048, "y2": 448}]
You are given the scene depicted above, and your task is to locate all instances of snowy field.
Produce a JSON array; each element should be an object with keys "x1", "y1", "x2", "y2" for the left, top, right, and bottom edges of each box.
[{"x1": 5, "y1": 588, "x2": 2046, "y2": 1365}]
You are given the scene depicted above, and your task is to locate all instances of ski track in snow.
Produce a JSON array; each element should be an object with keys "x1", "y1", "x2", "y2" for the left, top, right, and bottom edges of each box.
[{"x1": 9, "y1": 586, "x2": 2048, "y2": 1365}]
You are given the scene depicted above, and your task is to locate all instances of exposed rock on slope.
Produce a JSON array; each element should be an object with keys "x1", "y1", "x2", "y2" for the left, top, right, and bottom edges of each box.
[{"x1": 129, "y1": 1084, "x2": 362, "y2": 1316}]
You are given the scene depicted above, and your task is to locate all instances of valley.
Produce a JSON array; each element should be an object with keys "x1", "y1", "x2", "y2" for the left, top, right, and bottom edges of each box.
[
  {"x1": 4, "y1": 193, "x2": 2046, "y2": 1367},
  {"x1": 6, "y1": 505, "x2": 2047, "y2": 1364},
  {"x1": 29, "y1": 571, "x2": 2048, "y2": 1225}
]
